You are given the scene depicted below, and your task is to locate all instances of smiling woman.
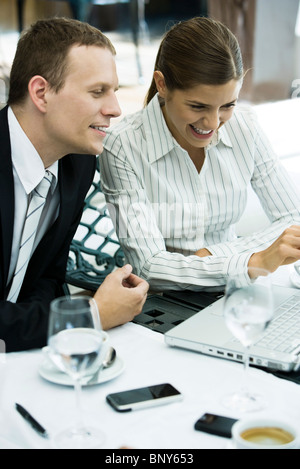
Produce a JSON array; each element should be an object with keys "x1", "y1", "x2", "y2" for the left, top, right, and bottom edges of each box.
[
  {"x1": 154, "y1": 78, "x2": 241, "y2": 165},
  {"x1": 100, "y1": 16, "x2": 300, "y2": 293}
]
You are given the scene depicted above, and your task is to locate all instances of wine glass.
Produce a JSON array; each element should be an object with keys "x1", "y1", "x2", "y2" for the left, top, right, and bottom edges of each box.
[
  {"x1": 221, "y1": 267, "x2": 273, "y2": 413},
  {"x1": 47, "y1": 295, "x2": 105, "y2": 449}
]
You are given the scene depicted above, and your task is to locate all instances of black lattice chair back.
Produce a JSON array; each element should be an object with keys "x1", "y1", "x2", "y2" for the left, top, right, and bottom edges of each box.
[{"x1": 66, "y1": 158, "x2": 124, "y2": 291}]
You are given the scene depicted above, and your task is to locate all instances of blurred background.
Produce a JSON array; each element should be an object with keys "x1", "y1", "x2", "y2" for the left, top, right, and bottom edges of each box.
[{"x1": 0, "y1": 0, "x2": 300, "y2": 113}]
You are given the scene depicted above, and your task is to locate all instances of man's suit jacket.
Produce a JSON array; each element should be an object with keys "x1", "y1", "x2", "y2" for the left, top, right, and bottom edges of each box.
[{"x1": 0, "y1": 106, "x2": 96, "y2": 352}]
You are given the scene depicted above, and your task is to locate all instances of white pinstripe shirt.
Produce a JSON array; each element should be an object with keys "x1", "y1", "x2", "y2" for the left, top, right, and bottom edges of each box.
[{"x1": 101, "y1": 94, "x2": 300, "y2": 291}]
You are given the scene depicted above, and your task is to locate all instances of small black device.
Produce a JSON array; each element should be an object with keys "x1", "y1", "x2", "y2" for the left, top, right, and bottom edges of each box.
[
  {"x1": 194, "y1": 413, "x2": 238, "y2": 438},
  {"x1": 106, "y1": 383, "x2": 182, "y2": 412}
]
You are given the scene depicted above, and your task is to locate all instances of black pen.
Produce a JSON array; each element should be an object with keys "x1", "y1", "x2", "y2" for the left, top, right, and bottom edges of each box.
[{"x1": 15, "y1": 403, "x2": 49, "y2": 439}]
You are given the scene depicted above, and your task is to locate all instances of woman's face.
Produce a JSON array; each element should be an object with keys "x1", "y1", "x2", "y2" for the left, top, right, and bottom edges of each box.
[{"x1": 155, "y1": 74, "x2": 242, "y2": 153}]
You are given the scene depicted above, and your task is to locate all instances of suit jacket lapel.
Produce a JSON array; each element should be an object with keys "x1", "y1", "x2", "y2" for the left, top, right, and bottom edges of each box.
[
  {"x1": 57, "y1": 153, "x2": 83, "y2": 224},
  {"x1": 0, "y1": 107, "x2": 15, "y2": 293}
]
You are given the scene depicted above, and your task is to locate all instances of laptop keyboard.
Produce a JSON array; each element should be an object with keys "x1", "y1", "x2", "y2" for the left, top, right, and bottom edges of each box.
[{"x1": 256, "y1": 295, "x2": 300, "y2": 354}]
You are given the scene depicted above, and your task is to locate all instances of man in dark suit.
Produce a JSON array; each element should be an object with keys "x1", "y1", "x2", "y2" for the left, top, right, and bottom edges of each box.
[{"x1": 0, "y1": 17, "x2": 149, "y2": 352}]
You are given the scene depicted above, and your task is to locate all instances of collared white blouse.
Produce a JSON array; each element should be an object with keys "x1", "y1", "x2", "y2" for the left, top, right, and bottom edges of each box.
[{"x1": 101, "y1": 94, "x2": 300, "y2": 291}]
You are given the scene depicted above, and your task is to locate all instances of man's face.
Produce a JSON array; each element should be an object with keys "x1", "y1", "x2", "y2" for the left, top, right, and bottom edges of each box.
[{"x1": 45, "y1": 45, "x2": 121, "y2": 157}]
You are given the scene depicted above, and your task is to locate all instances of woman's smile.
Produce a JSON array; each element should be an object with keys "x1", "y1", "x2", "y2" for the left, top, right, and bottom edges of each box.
[{"x1": 189, "y1": 124, "x2": 214, "y2": 139}]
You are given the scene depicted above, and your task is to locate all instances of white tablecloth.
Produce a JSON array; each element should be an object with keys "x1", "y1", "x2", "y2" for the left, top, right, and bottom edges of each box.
[{"x1": 0, "y1": 266, "x2": 299, "y2": 449}]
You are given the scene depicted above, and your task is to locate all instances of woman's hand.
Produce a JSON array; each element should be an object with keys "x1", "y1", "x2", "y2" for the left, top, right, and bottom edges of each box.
[{"x1": 248, "y1": 225, "x2": 300, "y2": 275}]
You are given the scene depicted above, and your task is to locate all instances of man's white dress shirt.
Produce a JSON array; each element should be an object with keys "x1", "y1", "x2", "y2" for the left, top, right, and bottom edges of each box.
[
  {"x1": 101, "y1": 94, "x2": 300, "y2": 291},
  {"x1": 7, "y1": 107, "x2": 59, "y2": 287}
]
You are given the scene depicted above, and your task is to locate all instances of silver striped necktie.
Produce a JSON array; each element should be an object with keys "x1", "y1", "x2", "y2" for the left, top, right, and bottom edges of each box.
[{"x1": 7, "y1": 170, "x2": 53, "y2": 302}]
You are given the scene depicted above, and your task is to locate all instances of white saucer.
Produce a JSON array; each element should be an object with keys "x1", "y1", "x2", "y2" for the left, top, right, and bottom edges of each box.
[
  {"x1": 290, "y1": 269, "x2": 300, "y2": 289},
  {"x1": 38, "y1": 353, "x2": 125, "y2": 387}
]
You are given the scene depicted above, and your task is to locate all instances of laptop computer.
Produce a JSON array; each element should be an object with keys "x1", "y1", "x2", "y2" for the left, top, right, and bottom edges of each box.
[{"x1": 165, "y1": 285, "x2": 300, "y2": 372}]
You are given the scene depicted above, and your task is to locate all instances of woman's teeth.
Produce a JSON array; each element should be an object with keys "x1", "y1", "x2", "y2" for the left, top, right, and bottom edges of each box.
[{"x1": 190, "y1": 125, "x2": 212, "y2": 135}]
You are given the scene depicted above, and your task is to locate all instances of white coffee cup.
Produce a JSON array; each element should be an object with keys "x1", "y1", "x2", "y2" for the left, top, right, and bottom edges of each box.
[{"x1": 232, "y1": 418, "x2": 300, "y2": 449}]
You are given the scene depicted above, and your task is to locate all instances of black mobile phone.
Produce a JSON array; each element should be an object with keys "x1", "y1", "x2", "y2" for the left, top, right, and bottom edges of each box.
[
  {"x1": 194, "y1": 413, "x2": 238, "y2": 438},
  {"x1": 106, "y1": 383, "x2": 182, "y2": 412}
]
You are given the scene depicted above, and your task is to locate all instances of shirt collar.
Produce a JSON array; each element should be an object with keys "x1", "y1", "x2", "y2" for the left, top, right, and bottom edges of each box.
[
  {"x1": 212, "y1": 125, "x2": 233, "y2": 149},
  {"x1": 143, "y1": 94, "x2": 233, "y2": 164},
  {"x1": 143, "y1": 94, "x2": 179, "y2": 164},
  {"x1": 8, "y1": 107, "x2": 58, "y2": 195}
]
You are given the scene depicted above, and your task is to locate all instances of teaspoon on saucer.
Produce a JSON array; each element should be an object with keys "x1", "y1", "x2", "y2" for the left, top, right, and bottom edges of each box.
[
  {"x1": 102, "y1": 346, "x2": 116, "y2": 369},
  {"x1": 82, "y1": 347, "x2": 117, "y2": 385}
]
